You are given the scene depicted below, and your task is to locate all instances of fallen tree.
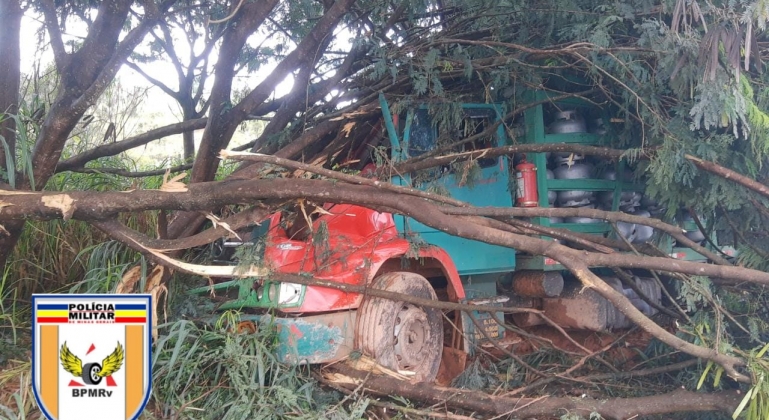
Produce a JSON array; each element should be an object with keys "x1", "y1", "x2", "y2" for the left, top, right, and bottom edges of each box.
[
  {"x1": 322, "y1": 364, "x2": 743, "y2": 420},
  {"x1": 3, "y1": 150, "x2": 767, "y2": 382},
  {"x1": 3, "y1": 1, "x2": 769, "y2": 418},
  {"x1": 1, "y1": 175, "x2": 764, "y2": 284}
]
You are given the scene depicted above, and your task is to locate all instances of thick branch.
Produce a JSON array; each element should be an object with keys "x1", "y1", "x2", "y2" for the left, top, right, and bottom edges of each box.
[
  {"x1": 442, "y1": 206, "x2": 731, "y2": 265},
  {"x1": 56, "y1": 118, "x2": 208, "y2": 172},
  {"x1": 189, "y1": 0, "x2": 281, "y2": 183},
  {"x1": 576, "y1": 359, "x2": 699, "y2": 381},
  {"x1": 328, "y1": 367, "x2": 741, "y2": 420},
  {"x1": 71, "y1": 1, "x2": 170, "y2": 113},
  {"x1": 225, "y1": 150, "x2": 729, "y2": 264},
  {"x1": 228, "y1": 118, "x2": 347, "y2": 179},
  {"x1": 67, "y1": 0, "x2": 134, "y2": 88},
  {"x1": 66, "y1": 164, "x2": 193, "y2": 178},
  {"x1": 40, "y1": 0, "x2": 68, "y2": 71},
  {"x1": 221, "y1": 150, "x2": 465, "y2": 206},
  {"x1": 394, "y1": 143, "x2": 626, "y2": 174},
  {"x1": 687, "y1": 154, "x2": 769, "y2": 200},
  {"x1": 91, "y1": 207, "x2": 273, "y2": 251},
  {"x1": 29, "y1": 1, "x2": 174, "y2": 190},
  {"x1": 243, "y1": 44, "x2": 367, "y2": 159},
  {"x1": 1, "y1": 179, "x2": 766, "y2": 286},
  {"x1": 564, "y1": 260, "x2": 746, "y2": 382},
  {"x1": 233, "y1": 0, "x2": 359, "y2": 119},
  {"x1": 93, "y1": 223, "x2": 546, "y2": 315}
]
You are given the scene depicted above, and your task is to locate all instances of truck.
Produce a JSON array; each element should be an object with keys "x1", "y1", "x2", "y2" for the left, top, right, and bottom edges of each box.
[{"x1": 188, "y1": 90, "x2": 736, "y2": 384}]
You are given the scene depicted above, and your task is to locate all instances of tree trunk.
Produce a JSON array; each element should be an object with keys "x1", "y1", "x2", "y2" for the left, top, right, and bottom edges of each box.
[
  {"x1": 181, "y1": 101, "x2": 197, "y2": 160},
  {"x1": 0, "y1": 0, "x2": 21, "y2": 184},
  {"x1": 182, "y1": 129, "x2": 195, "y2": 161},
  {"x1": 0, "y1": 0, "x2": 23, "y2": 268},
  {"x1": 0, "y1": 0, "x2": 170, "y2": 266},
  {"x1": 189, "y1": 0, "x2": 281, "y2": 184},
  {"x1": 325, "y1": 366, "x2": 742, "y2": 420}
]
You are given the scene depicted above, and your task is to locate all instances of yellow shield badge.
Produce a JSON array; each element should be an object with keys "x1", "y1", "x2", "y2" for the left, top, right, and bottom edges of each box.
[{"x1": 32, "y1": 294, "x2": 153, "y2": 420}]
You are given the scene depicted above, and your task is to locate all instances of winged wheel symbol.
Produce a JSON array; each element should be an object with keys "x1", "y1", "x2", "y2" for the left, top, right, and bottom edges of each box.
[{"x1": 59, "y1": 341, "x2": 124, "y2": 385}]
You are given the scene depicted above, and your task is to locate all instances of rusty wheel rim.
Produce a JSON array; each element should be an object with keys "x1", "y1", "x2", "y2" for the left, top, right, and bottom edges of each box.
[{"x1": 393, "y1": 303, "x2": 431, "y2": 371}]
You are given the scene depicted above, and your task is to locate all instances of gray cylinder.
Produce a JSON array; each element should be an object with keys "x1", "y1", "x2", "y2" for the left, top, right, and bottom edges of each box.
[
  {"x1": 631, "y1": 210, "x2": 654, "y2": 243},
  {"x1": 546, "y1": 170, "x2": 557, "y2": 205},
  {"x1": 553, "y1": 152, "x2": 586, "y2": 165},
  {"x1": 558, "y1": 190, "x2": 594, "y2": 207},
  {"x1": 615, "y1": 220, "x2": 637, "y2": 242},
  {"x1": 540, "y1": 278, "x2": 630, "y2": 331},
  {"x1": 589, "y1": 118, "x2": 607, "y2": 135},
  {"x1": 539, "y1": 276, "x2": 662, "y2": 332},
  {"x1": 548, "y1": 110, "x2": 586, "y2": 134},
  {"x1": 553, "y1": 162, "x2": 592, "y2": 179}
]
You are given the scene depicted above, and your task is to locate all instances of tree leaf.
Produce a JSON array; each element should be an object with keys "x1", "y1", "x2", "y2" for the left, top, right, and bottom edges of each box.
[
  {"x1": 733, "y1": 387, "x2": 754, "y2": 419},
  {"x1": 697, "y1": 360, "x2": 713, "y2": 390}
]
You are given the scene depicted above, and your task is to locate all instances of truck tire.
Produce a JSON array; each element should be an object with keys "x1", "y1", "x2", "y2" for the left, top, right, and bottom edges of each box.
[
  {"x1": 82, "y1": 362, "x2": 103, "y2": 385},
  {"x1": 356, "y1": 272, "x2": 443, "y2": 383}
]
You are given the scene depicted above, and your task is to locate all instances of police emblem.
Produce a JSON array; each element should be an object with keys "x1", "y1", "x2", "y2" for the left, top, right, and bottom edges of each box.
[{"x1": 32, "y1": 294, "x2": 153, "y2": 420}]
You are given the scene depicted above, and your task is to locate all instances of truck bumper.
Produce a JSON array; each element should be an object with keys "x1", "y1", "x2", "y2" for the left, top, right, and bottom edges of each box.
[{"x1": 214, "y1": 311, "x2": 357, "y2": 365}]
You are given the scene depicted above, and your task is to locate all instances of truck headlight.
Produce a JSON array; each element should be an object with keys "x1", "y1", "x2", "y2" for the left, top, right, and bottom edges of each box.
[
  {"x1": 278, "y1": 283, "x2": 303, "y2": 305},
  {"x1": 268, "y1": 283, "x2": 279, "y2": 302}
]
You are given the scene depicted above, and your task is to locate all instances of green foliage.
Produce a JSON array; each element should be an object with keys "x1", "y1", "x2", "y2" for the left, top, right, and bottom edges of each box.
[
  {"x1": 738, "y1": 76, "x2": 769, "y2": 158},
  {"x1": 736, "y1": 247, "x2": 769, "y2": 272},
  {"x1": 676, "y1": 276, "x2": 713, "y2": 313},
  {"x1": 450, "y1": 356, "x2": 526, "y2": 391},
  {"x1": 731, "y1": 343, "x2": 769, "y2": 420},
  {"x1": 689, "y1": 74, "x2": 748, "y2": 138},
  {"x1": 368, "y1": 1, "x2": 769, "y2": 279},
  {"x1": 233, "y1": 231, "x2": 269, "y2": 274},
  {"x1": 69, "y1": 240, "x2": 147, "y2": 294},
  {"x1": 149, "y1": 316, "x2": 358, "y2": 420},
  {"x1": 0, "y1": 265, "x2": 26, "y2": 366},
  {"x1": 311, "y1": 220, "x2": 331, "y2": 262},
  {"x1": 0, "y1": 366, "x2": 37, "y2": 420}
]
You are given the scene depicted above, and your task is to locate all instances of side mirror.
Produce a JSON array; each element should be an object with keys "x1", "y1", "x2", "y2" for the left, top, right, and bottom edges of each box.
[{"x1": 211, "y1": 237, "x2": 226, "y2": 259}]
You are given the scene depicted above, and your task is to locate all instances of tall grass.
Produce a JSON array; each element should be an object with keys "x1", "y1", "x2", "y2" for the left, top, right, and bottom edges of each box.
[
  {"x1": 149, "y1": 312, "x2": 365, "y2": 420},
  {"x1": 0, "y1": 259, "x2": 36, "y2": 420},
  {"x1": 0, "y1": 364, "x2": 39, "y2": 420},
  {"x1": 4, "y1": 77, "x2": 181, "y2": 302},
  {"x1": 0, "y1": 264, "x2": 22, "y2": 347}
]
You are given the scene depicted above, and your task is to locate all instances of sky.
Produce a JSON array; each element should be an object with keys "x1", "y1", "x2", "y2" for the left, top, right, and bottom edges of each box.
[
  {"x1": 19, "y1": 9, "x2": 301, "y2": 110},
  {"x1": 17, "y1": 7, "x2": 317, "y2": 166}
]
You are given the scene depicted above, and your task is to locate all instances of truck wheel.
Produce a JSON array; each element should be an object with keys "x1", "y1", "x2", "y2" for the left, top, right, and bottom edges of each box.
[
  {"x1": 82, "y1": 362, "x2": 103, "y2": 385},
  {"x1": 356, "y1": 272, "x2": 443, "y2": 383}
]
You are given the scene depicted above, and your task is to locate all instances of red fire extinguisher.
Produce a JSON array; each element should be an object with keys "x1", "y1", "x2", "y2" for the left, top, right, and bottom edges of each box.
[{"x1": 515, "y1": 155, "x2": 539, "y2": 207}]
